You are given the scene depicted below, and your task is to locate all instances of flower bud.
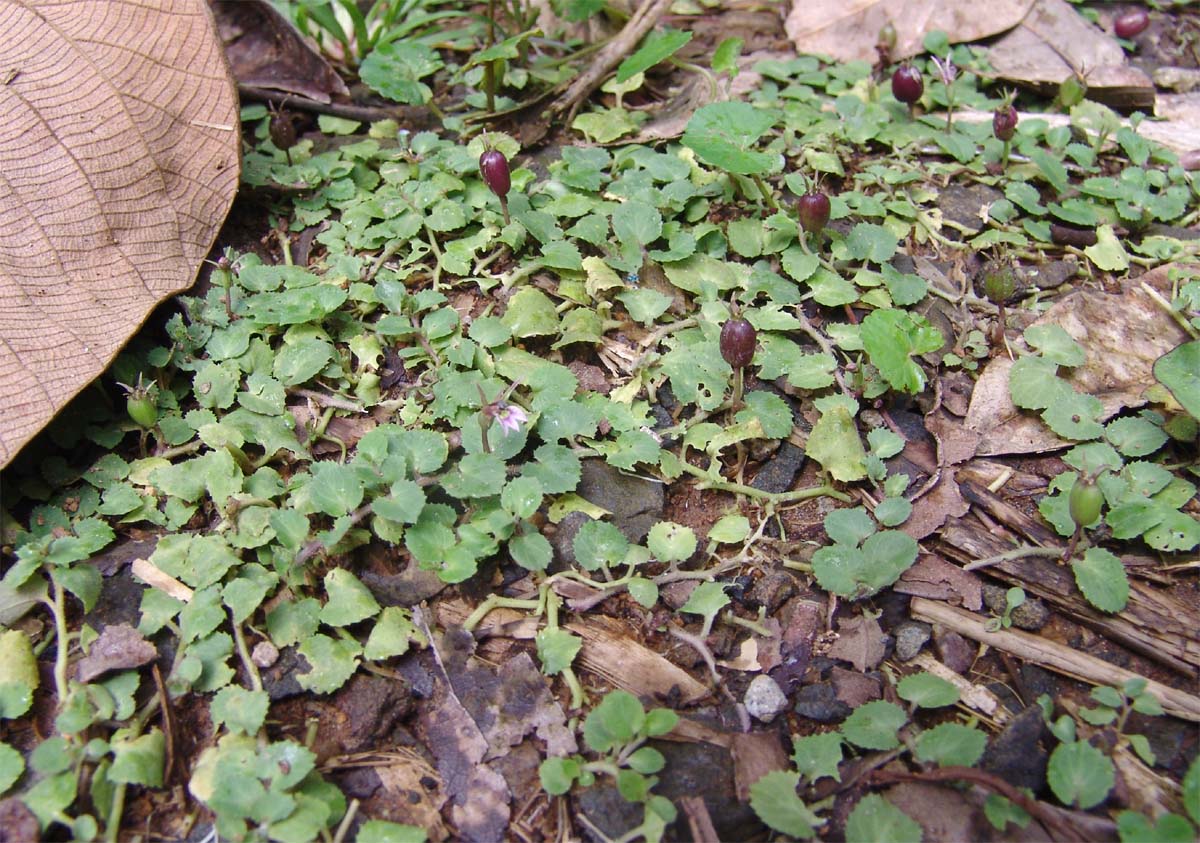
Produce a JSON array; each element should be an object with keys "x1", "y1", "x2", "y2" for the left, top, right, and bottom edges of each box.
[{"x1": 993, "y1": 104, "x2": 1018, "y2": 141}]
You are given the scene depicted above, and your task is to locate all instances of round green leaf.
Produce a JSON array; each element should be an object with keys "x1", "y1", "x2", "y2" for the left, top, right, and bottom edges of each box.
[
  {"x1": 845, "y1": 794, "x2": 922, "y2": 843},
  {"x1": 647, "y1": 521, "x2": 697, "y2": 562},
  {"x1": 748, "y1": 771, "x2": 819, "y2": 838},
  {"x1": 841, "y1": 700, "x2": 907, "y2": 750},
  {"x1": 583, "y1": 690, "x2": 644, "y2": 752},
  {"x1": 1072, "y1": 548, "x2": 1129, "y2": 613},
  {"x1": 539, "y1": 756, "x2": 581, "y2": 796},
  {"x1": 356, "y1": 819, "x2": 428, "y2": 843},
  {"x1": 0, "y1": 741, "x2": 24, "y2": 795},
  {"x1": 510, "y1": 531, "x2": 553, "y2": 572},
  {"x1": 914, "y1": 722, "x2": 987, "y2": 767},
  {"x1": 824, "y1": 507, "x2": 875, "y2": 547},
  {"x1": 627, "y1": 577, "x2": 659, "y2": 608},
  {"x1": 679, "y1": 581, "x2": 731, "y2": 621},
  {"x1": 1047, "y1": 739, "x2": 1115, "y2": 809},
  {"x1": 573, "y1": 520, "x2": 630, "y2": 571},
  {"x1": 320, "y1": 569, "x2": 381, "y2": 627},
  {"x1": 897, "y1": 673, "x2": 960, "y2": 708},
  {"x1": 501, "y1": 476, "x2": 544, "y2": 519},
  {"x1": 536, "y1": 627, "x2": 581, "y2": 675}
]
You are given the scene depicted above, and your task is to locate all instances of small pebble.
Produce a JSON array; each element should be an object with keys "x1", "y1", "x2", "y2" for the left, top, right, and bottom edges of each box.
[
  {"x1": 793, "y1": 682, "x2": 851, "y2": 722},
  {"x1": 251, "y1": 640, "x2": 279, "y2": 669},
  {"x1": 982, "y1": 585, "x2": 1051, "y2": 631},
  {"x1": 744, "y1": 675, "x2": 789, "y2": 723},
  {"x1": 894, "y1": 621, "x2": 932, "y2": 661},
  {"x1": 934, "y1": 628, "x2": 975, "y2": 675}
]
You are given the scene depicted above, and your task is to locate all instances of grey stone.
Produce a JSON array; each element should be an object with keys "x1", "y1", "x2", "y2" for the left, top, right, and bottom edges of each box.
[
  {"x1": 933, "y1": 628, "x2": 975, "y2": 675},
  {"x1": 576, "y1": 458, "x2": 665, "y2": 543},
  {"x1": 938, "y1": 183, "x2": 1004, "y2": 233},
  {"x1": 549, "y1": 510, "x2": 589, "y2": 568},
  {"x1": 982, "y1": 584, "x2": 1050, "y2": 631},
  {"x1": 894, "y1": 621, "x2": 932, "y2": 661},
  {"x1": 982, "y1": 705, "x2": 1049, "y2": 793},
  {"x1": 794, "y1": 682, "x2": 851, "y2": 722},
  {"x1": 744, "y1": 675, "x2": 789, "y2": 723},
  {"x1": 745, "y1": 570, "x2": 797, "y2": 614},
  {"x1": 260, "y1": 646, "x2": 308, "y2": 701},
  {"x1": 750, "y1": 442, "x2": 805, "y2": 494}
]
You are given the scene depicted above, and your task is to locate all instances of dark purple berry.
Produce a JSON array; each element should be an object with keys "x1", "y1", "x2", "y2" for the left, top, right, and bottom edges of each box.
[
  {"x1": 993, "y1": 105, "x2": 1018, "y2": 142},
  {"x1": 891, "y1": 65, "x2": 923, "y2": 104},
  {"x1": 720, "y1": 318, "x2": 756, "y2": 369},
  {"x1": 479, "y1": 149, "x2": 511, "y2": 199},
  {"x1": 1114, "y1": 8, "x2": 1149, "y2": 39},
  {"x1": 797, "y1": 191, "x2": 831, "y2": 235}
]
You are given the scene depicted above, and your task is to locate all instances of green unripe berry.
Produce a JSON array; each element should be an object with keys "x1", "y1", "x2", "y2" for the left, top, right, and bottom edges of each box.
[{"x1": 1069, "y1": 476, "x2": 1104, "y2": 528}]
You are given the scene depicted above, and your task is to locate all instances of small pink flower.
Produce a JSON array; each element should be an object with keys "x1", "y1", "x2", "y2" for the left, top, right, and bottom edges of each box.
[
  {"x1": 493, "y1": 402, "x2": 527, "y2": 434},
  {"x1": 931, "y1": 55, "x2": 957, "y2": 88}
]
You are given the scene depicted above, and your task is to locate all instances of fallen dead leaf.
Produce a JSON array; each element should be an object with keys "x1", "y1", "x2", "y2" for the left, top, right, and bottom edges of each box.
[
  {"x1": 985, "y1": 0, "x2": 1154, "y2": 107},
  {"x1": 413, "y1": 613, "x2": 511, "y2": 843},
  {"x1": 827, "y1": 613, "x2": 885, "y2": 672},
  {"x1": 0, "y1": 0, "x2": 239, "y2": 467},
  {"x1": 831, "y1": 666, "x2": 881, "y2": 708},
  {"x1": 786, "y1": 0, "x2": 1035, "y2": 64},
  {"x1": 75, "y1": 624, "x2": 157, "y2": 683},
  {"x1": 730, "y1": 732, "x2": 790, "y2": 801},
  {"x1": 371, "y1": 754, "x2": 451, "y2": 842},
  {"x1": 437, "y1": 599, "x2": 710, "y2": 704},
  {"x1": 905, "y1": 466, "x2": 970, "y2": 540},
  {"x1": 965, "y1": 264, "x2": 1195, "y2": 456},
  {"x1": 211, "y1": 0, "x2": 349, "y2": 104},
  {"x1": 883, "y1": 782, "x2": 978, "y2": 842}
]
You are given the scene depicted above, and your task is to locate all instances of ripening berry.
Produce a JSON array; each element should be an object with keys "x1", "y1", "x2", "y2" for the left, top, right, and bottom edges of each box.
[
  {"x1": 720, "y1": 318, "x2": 756, "y2": 369},
  {"x1": 269, "y1": 111, "x2": 297, "y2": 152},
  {"x1": 993, "y1": 104, "x2": 1018, "y2": 141},
  {"x1": 1114, "y1": 8, "x2": 1149, "y2": 39},
  {"x1": 891, "y1": 65, "x2": 924, "y2": 104},
  {"x1": 479, "y1": 149, "x2": 511, "y2": 200},
  {"x1": 797, "y1": 191, "x2": 831, "y2": 235},
  {"x1": 982, "y1": 264, "x2": 1018, "y2": 304}
]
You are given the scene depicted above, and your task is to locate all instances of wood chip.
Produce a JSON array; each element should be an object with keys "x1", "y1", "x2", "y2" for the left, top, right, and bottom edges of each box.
[
  {"x1": 130, "y1": 558, "x2": 193, "y2": 602},
  {"x1": 437, "y1": 599, "x2": 709, "y2": 704},
  {"x1": 911, "y1": 598, "x2": 1200, "y2": 722}
]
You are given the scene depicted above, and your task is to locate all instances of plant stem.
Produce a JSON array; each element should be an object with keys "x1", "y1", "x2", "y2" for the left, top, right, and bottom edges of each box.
[
  {"x1": 749, "y1": 173, "x2": 779, "y2": 210},
  {"x1": 675, "y1": 457, "x2": 851, "y2": 504},
  {"x1": 725, "y1": 613, "x2": 773, "y2": 638},
  {"x1": 46, "y1": 575, "x2": 70, "y2": 707},
  {"x1": 485, "y1": 0, "x2": 497, "y2": 112},
  {"x1": 962, "y1": 544, "x2": 1065, "y2": 572},
  {"x1": 462, "y1": 593, "x2": 542, "y2": 632}
]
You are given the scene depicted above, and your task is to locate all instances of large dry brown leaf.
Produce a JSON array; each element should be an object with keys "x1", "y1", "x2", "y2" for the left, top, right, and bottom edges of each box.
[
  {"x1": 0, "y1": 0, "x2": 240, "y2": 467},
  {"x1": 211, "y1": 0, "x2": 349, "y2": 104},
  {"x1": 965, "y1": 265, "x2": 1193, "y2": 456},
  {"x1": 786, "y1": 0, "x2": 1035, "y2": 64},
  {"x1": 985, "y1": 0, "x2": 1154, "y2": 108}
]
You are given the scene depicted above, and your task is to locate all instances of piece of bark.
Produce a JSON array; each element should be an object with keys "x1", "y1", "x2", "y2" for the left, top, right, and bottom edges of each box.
[
  {"x1": 436, "y1": 599, "x2": 709, "y2": 704},
  {"x1": 910, "y1": 598, "x2": 1200, "y2": 722},
  {"x1": 947, "y1": 468, "x2": 1200, "y2": 676}
]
